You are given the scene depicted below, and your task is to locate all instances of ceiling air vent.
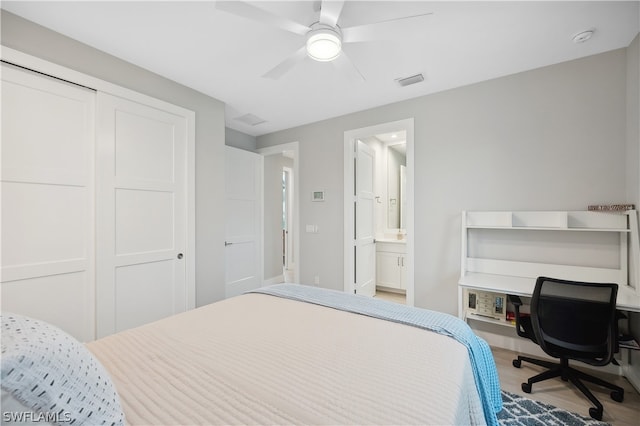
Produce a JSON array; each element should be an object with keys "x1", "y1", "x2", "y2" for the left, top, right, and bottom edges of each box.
[
  {"x1": 396, "y1": 73, "x2": 424, "y2": 87},
  {"x1": 235, "y1": 113, "x2": 267, "y2": 126}
]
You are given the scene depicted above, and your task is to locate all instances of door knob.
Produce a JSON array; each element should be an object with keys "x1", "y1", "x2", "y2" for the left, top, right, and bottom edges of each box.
[{"x1": 177, "y1": 253, "x2": 184, "y2": 259}]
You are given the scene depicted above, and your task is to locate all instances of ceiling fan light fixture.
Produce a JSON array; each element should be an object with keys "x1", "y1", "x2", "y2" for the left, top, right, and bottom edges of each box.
[{"x1": 306, "y1": 27, "x2": 342, "y2": 62}]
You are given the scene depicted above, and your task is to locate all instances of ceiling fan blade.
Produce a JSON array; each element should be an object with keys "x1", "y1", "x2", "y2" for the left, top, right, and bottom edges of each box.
[
  {"x1": 262, "y1": 46, "x2": 308, "y2": 79},
  {"x1": 319, "y1": 0, "x2": 345, "y2": 28},
  {"x1": 342, "y1": 12, "x2": 433, "y2": 43},
  {"x1": 333, "y1": 51, "x2": 366, "y2": 82},
  {"x1": 216, "y1": 1, "x2": 310, "y2": 36}
]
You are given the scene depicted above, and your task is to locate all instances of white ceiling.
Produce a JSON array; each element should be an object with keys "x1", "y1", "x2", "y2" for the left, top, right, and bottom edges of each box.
[{"x1": 3, "y1": 1, "x2": 639, "y2": 137}]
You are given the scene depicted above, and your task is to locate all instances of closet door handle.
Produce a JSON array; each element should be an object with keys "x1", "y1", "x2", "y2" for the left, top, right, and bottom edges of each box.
[
  {"x1": 225, "y1": 241, "x2": 233, "y2": 246},
  {"x1": 177, "y1": 253, "x2": 184, "y2": 259}
]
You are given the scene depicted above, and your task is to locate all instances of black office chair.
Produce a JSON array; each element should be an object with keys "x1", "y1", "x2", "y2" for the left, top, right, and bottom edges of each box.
[{"x1": 511, "y1": 276, "x2": 624, "y2": 420}]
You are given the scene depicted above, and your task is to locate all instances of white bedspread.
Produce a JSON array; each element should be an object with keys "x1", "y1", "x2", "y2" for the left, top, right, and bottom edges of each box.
[{"x1": 87, "y1": 293, "x2": 486, "y2": 425}]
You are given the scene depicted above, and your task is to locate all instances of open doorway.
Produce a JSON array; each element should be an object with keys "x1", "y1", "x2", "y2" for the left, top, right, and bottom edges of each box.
[
  {"x1": 282, "y1": 166, "x2": 294, "y2": 282},
  {"x1": 258, "y1": 142, "x2": 299, "y2": 285},
  {"x1": 343, "y1": 119, "x2": 414, "y2": 306},
  {"x1": 360, "y1": 131, "x2": 407, "y2": 303}
]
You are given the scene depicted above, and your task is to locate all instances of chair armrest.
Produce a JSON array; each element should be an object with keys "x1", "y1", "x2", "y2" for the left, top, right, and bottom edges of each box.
[
  {"x1": 508, "y1": 294, "x2": 523, "y2": 307},
  {"x1": 508, "y1": 295, "x2": 530, "y2": 338}
]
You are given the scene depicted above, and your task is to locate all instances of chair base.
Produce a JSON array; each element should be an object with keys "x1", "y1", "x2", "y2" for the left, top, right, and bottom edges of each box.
[{"x1": 513, "y1": 355, "x2": 624, "y2": 421}]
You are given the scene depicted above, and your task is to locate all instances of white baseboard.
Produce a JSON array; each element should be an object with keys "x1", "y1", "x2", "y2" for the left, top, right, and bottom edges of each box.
[{"x1": 263, "y1": 275, "x2": 284, "y2": 286}]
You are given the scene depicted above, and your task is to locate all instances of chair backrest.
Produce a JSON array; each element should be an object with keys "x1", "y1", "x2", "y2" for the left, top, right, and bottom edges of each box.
[{"x1": 530, "y1": 276, "x2": 618, "y2": 366}]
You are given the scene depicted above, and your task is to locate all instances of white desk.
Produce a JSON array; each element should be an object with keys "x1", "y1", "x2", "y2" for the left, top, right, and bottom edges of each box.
[
  {"x1": 459, "y1": 210, "x2": 640, "y2": 318},
  {"x1": 459, "y1": 272, "x2": 640, "y2": 314},
  {"x1": 458, "y1": 210, "x2": 640, "y2": 391}
]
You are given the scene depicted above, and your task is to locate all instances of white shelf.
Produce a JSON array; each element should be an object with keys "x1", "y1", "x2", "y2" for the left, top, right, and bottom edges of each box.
[
  {"x1": 459, "y1": 272, "x2": 640, "y2": 313},
  {"x1": 460, "y1": 210, "x2": 640, "y2": 391},
  {"x1": 617, "y1": 285, "x2": 640, "y2": 312},
  {"x1": 465, "y1": 210, "x2": 630, "y2": 231},
  {"x1": 466, "y1": 225, "x2": 630, "y2": 232},
  {"x1": 512, "y1": 211, "x2": 567, "y2": 228},
  {"x1": 459, "y1": 272, "x2": 533, "y2": 296},
  {"x1": 466, "y1": 312, "x2": 515, "y2": 327},
  {"x1": 459, "y1": 210, "x2": 640, "y2": 319},
  {"x1": 466, "y1": 211, "x2": 512, "y2": 227}
]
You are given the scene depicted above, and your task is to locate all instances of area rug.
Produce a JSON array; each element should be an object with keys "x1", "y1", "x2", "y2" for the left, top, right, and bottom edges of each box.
[{"x1": 498, "y1": 390, "x2": 611, "y2": 426}]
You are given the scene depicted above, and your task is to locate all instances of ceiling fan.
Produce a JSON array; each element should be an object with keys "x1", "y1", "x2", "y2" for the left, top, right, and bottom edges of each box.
[{"x1": 216, "y1": 0, "x2": 432, "y2": 81}]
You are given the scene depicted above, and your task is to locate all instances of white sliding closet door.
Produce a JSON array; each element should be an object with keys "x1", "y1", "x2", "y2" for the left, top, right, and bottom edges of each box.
[
  {"x1": 1, "y1": 63, "x2": 96, "y2": 342},
  {"x1": 96, "y1": 93, "x2": 190, "y2": 337}
]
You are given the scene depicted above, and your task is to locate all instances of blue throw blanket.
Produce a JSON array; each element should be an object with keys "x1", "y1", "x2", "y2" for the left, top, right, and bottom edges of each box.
[{"x1": 250, "y1": 284, "x2": 502, "y2": 426}]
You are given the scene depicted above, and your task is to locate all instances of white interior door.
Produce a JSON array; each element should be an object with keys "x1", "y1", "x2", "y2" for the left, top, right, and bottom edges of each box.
[
  {"x1": 96, "y1": 92, "x2": 191, "y2": 337},
  {"x1": 1, "y1": 63, "x2": 96, "y2": 342},
  {"x1": 225, "y1": 146, "x2": 263, "y2": 298},
  {"x1": 355, "y1": 140, "x2": 376, "y2": 297}
]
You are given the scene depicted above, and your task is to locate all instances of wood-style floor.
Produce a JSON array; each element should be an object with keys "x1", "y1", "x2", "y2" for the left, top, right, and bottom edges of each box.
[
  {"x1": 376, "y1": 290, "x2": 639, "y2": 424},
  {"x1": 493, "y1": 346, "x2": 640, "y2": 425},
  {"x1": 375, "y1": 290, "x2": 406, "y2": 304}
]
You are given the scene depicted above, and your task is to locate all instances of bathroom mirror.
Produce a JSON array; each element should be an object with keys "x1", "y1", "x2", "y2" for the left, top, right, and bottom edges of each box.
[{"x1": 387, "y1": 141, "x2": 406, "y2": 230}]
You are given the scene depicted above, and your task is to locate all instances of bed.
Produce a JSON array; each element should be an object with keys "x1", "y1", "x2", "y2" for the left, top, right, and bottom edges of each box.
[{"x1": 1, "y1": 284, "x2": 502, "y2": 425}]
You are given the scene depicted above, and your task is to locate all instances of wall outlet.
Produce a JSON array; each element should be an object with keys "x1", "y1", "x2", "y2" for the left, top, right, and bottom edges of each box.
[{"x1": 314, "y1": 275, "x2": 320, "y2": 285}]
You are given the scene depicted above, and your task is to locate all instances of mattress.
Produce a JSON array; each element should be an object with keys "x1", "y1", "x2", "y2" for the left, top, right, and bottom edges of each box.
[{"x1": 87, "y1": 288, "x2": 493, "y2": 425}]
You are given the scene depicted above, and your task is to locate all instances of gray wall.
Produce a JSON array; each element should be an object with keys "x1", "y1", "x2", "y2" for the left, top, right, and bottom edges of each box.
[
  {"x1": 226, "y1": 127, "x2": 257, "y2": 151},
  {"x1": 4, "y1": 9, "x2": 638, "y2": 335},
  {"x1": 257, "y1": 47, "x2": 638, "y2": 317},
  {"x1": 626, "y1": 33, "x2": 640, "y2": 388},
  {"x1": 1, "y1": 10, "x2": 227, "y2": 306},
  {"x1": 627, "y1": 34, "x2": 640, "y2": 208}
]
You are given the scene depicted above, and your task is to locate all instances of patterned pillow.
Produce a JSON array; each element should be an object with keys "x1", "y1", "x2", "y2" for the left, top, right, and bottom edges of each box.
[{"x1": 1, "y1": 313, "x2": 125, "y2": 426}]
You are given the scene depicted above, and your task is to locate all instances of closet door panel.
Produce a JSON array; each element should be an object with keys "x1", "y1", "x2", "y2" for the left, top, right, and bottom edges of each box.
[
  {"x1": 2, "y1": 75, "x2": 89, "y2": 182},
  {"x1": 115, "y1": 189, "x2": 174, "y2": 254},
  {"x1": 0, "y1": 63, "x2": 95, "y2": 342},
  {"x1": 96, "y1": 92, "x2": 189, "y2": 338},
  {"x1": 115, "y1": 111, "x2": 175, "y2": 182},
  {"x1": 2, "y1": 182, "x2": 88, "y2": 267},
  {"x1": 1, "y1": 272, "x2": 91, "y2": 341},
  {"x1": 115, "y1": 260, "x2": 174, "y2": 332}
]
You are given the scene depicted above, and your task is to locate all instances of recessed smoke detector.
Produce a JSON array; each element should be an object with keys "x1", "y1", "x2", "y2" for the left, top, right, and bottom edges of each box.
[
  {"x1": 396, "y1": 73, "x2": 425, "y2": 87},
  {"x1": 572, "y1": 30, "x2": 594, "y2": 43}
]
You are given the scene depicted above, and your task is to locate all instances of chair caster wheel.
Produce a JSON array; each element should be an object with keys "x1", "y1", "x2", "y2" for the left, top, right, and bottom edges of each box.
[
  {"x1": 589, "y1": 407, "x2": 603, "y2": 421},
  {"x1": 512, "y1": 359, "x2": 521, "y2": 368},
  {"x1": 521, "y1": 382, "x2": 531, "y2": 393},
  {"x1": 611, "y1": 390, "x2": 624, "y2": 402}
]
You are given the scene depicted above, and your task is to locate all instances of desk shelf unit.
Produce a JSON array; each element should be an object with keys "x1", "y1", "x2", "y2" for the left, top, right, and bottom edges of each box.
[{"x1": 459, "y1": 210, "x2": 640, "y2": 323}]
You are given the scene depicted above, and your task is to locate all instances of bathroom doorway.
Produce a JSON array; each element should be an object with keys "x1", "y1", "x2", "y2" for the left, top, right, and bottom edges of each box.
[{"x1": 343, "y1": 119, "x2": 414, "y2": 306}]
